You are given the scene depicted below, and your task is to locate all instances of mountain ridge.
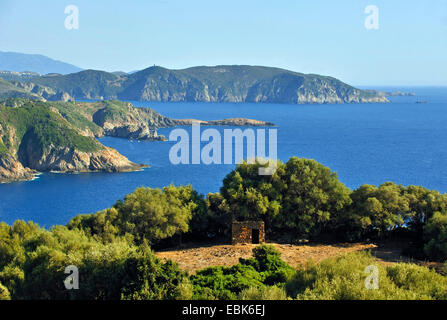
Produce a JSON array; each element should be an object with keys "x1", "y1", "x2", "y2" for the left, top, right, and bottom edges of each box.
[
  {"x1": 1, "y1": 65, "x2": 389, "y2": 104},
  {"x1": 0, "y1": 51, "x2": 83, "y2": 75}
]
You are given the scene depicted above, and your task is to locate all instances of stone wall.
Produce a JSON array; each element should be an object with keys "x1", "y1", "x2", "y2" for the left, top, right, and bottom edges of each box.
[{"x1": 232, "y1": 221, "x2": 265, "y2": 245}]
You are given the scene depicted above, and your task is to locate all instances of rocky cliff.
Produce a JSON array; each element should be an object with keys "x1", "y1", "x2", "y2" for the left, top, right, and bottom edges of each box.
[
  {"x1": 0, "y1": 154, "x2": 36, "y2": 183},
  {"x1": 1, "y1": 65, "x2": 389, "y2": 104},
  {"x1": 0, "y1": 100, "x2": 145, "y2": 183},
  {"x1": 0, "y1": 99, "x2": 273, "y2": 183}
]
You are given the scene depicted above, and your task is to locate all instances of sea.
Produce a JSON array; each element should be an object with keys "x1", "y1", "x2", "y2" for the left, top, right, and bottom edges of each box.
[{"x1": 1, "y1": 87, "x2": 446, "y2": 227}]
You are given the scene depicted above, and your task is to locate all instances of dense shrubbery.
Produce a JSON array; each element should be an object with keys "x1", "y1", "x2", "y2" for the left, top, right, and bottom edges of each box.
[
  {"x1": 68, "y1": 185, "x2": 204, "y2": 246},
  {"x1": 0, "y1": 221, "x2": 187, "y2": 300},
  {"x1": 190, "y1": 245, "x2": 294, "y2": 300},
  {"x1": 0, "y1": 282, "x2": 10, "y2": 300},
  {"x1": 286, "y1": 251, "x2": 447, "y2": 300}
]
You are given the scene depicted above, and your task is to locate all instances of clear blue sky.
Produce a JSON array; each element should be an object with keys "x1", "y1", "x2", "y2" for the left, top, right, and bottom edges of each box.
[{"x1": 1, "y1": 0, "x2": 446, "y2": 86}]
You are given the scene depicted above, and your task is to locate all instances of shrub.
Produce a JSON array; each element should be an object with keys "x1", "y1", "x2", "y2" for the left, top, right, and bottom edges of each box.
[
  {"x1": 0, "y1": 283, "x2": 10, "y2": 300},
  {"x1": 191, "y1": 245, "x2": 294, "y2": 300},
  {"x1": 423, "y1": 211, "x2": 447, "y2": 261},
  {"x1": 386, "y1": 263, "x2": 447, "y2": 300},
  {"x1": 286, "y1": 251, "x2": 447, "y2": 300},
  {"x1": 238, "y1": 285, "x2": 288, "y2": 300},
  {"x1": 239, "y1": 245, "x2": 294, "y2": 285},
  {"x1": 191, "y1": 264, "x2": 264, "y2": 300}
]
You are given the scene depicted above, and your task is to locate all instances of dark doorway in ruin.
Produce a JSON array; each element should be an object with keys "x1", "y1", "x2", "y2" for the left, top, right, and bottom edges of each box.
[{"x1": 252, "y1": 229, "x2": 260, "y2": 244}]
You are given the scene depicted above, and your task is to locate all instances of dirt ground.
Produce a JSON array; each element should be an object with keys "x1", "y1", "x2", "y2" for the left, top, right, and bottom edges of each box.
[
  {"x1": 155, "y1": 242, "x2": 373, "y2": 273},
  {"x1": 155, "y1": 241, "x2": 445, "y2": 274}
]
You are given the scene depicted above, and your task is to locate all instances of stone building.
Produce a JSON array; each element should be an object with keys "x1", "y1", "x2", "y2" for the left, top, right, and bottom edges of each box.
[{"x1": 231, "y1": 221, "x2": 265, "y2": 245}]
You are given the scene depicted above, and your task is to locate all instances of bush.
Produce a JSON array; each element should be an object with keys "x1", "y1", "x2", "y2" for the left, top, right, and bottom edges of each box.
[
  {"x1": 239, "y1": 245, "x2": 294, "y2": 285},
  {"x1": 286, "y1": 251, "x2": 447, "y2": 300},
  {"x1": 238, "y1": 286, "x2": 288, "y2": 300},
  {"x1": 191, "y1": 245, "x2": 293, "y2": 300},
  {"x1": 0, "y1": 282, "x2": 10, "y2": 300},
  {"x1": 423, "y1": 211, "x2": 447, "y2": 261},
  {"x1": 2, "y1": 225, "x2": 187, "y2": 300},
  {"x1": 69, "y1": 185, "x2": 202, "y2": 246},
  {"x1": 120, "y1": 245, "x2": 189, "y2": 300},
  {"x1": 386, "y1": 263, "x2": 447, "y2": 300},
  {"x1": 191, "y1": 264, "x2": 264, "y2": 300}
]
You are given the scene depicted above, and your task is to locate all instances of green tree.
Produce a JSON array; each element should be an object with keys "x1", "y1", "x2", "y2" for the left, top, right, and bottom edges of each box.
[
  {"x1": 403, "y1": 186, "x2": 447, "y2": 236},
  {"x1": 67, "y1": 208, "x2": 120, "y2": 243},
  {"x1": 338, "y1": 183, "x2": 409, "y2": 241},
  {"x1": 220, "y1": 160, "x2": 283, "y2": 223},
  {"x1": 121, "y1": 242, "x2": 188, "y2": 300},
  {"x1": 189, "y1": 192, "x2": 231, "y2": 240},
  {"x1": 116, "y1": 185, "x2": 197, "y2": 244},
  {"x1": 423, "y1": 211, "x2": 447, "y2": 261},
  {"x1": 275, "y1": 157, "x2": 351, "y2": 238},
  {"x1": 0, "y1": 282, "x2": 10, "y2": 300}
]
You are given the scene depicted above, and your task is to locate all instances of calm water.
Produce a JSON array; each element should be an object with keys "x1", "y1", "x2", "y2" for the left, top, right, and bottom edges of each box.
[{"x1": 1, "y1": 87, "x2": 447, "y2": 227}]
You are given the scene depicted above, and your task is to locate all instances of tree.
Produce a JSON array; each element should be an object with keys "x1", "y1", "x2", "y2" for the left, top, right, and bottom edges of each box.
[
  {"x1": 116, "y1": 185, "x2": 197, "y2": 245},
  {"x1": 121, "y1": 242, "x2": 188, "y2": 300},
  {"x1": 0, "y1": 282, "x2": 10, "y2": 300},
  {"x1": 403, "y1": 186, "x2": 447, "y2": 236},
  {"x1": 67, "y1": 208, "x2": 120, "y2": 243},
  {"x1": 275, "y1": 157, "x2": 351, "y2": 238},
  {"x1": 338, "y1": 183, "x2": 409, "y2": 241},
  {"x1": 189, "y1": 192, "x2": 231, "y2": 240},
  {"x1": 423, "y1": 211, "x2": 447, "y2": 261},
  {"x1": 220, "y1": 160, "x2": 283, "y2": 223}
]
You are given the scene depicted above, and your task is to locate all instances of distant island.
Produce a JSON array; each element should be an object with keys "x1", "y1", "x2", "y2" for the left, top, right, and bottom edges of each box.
[
  {"x1": 0, "y1": 99, "x2": 273, "y2": 183},
  {"x1": 0, "y1": 65, "x2": 389, "y2": 104}
]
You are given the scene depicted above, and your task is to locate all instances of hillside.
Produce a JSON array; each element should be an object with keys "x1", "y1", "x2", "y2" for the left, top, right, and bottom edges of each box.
[
  {"x1": 156, "y1": 243, "x2": 376, "y2": 273},
  {"x1": 2, "y1": 65, "x2": 389, "y2": 104},
  {"x1": 0, "y1": 100, "x2": 149, "y2": 183},
  {"x1": 0, "y1": 51, "x2": 83, "y2": 75},
  {"x1": 0, "y1": 99, "x2": 273, "y2": 183},
  {"x1": 0, "y1": 79, "x2": 44, "y2": 101},
  {"x1": 155, "y1": 242, "x2": 445, "y2": 274},
  {"x1": 0, "y1": 71, "x2": 40, "y2": 82}
]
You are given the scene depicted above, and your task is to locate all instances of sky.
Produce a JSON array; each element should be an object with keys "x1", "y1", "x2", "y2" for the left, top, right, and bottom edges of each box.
[{"x1": 0, "y1": 0, "x2": 446, "y2": 86}]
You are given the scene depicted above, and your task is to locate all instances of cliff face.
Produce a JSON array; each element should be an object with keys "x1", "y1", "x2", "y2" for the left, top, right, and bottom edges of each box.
[
  {"x1": 0, "y1": 99, "x2": 272, "y2": 183},
  {"x1": 89, "y1": 101, "x2": 172, "y2": 140},
  {"x1": 1, "y1": 65, "x2": 389, "y2": 104},
  {"x1": 0, "y1": 154, "x2": 36, "y2": 183},
  {"x1": 0, "y1": 101, "x2": 145, "y2": 183},
  {"x1": 19, "y1": 144, "x2": 145, "y2": 173}
]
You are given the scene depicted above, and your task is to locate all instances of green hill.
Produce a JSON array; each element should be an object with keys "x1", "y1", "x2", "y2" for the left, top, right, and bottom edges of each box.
[
  {"x1": 0, "y1": 78, "x2": 43, "y2": 101},
  {"x1": 0, "y1": 99, "x2": 270, "y2": 183},
  {"x1": 3, "y1": 65, "x2": 388, "y2": 104},
  {"x1": 0, "y1": 99, "x2": 163, "y2": 183}
]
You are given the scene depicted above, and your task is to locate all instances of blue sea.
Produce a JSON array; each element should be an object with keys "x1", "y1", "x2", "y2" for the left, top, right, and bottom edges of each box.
[{"x1": 1, "y1": 87, "x2": 446, "y2": 227}]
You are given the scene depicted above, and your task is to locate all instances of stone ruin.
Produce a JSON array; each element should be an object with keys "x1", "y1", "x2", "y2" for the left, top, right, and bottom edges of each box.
[{"x1": 231, "y1": 221, "x2": 265, "y2": 245}]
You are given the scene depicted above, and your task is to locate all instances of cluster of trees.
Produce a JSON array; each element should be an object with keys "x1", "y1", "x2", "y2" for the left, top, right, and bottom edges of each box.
[
  {"x1": 0, "y1": 221, "x2": 191, "y2": 300},
  {"x1": 64, "y1": 157, "x2": 447, "y2": 261},
  {"x1": 215, "y1": 158, "x2": 447, "y2": 261},
  {"x1": 1, "y1": 156, "x2": 447, "y2": 300}
]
